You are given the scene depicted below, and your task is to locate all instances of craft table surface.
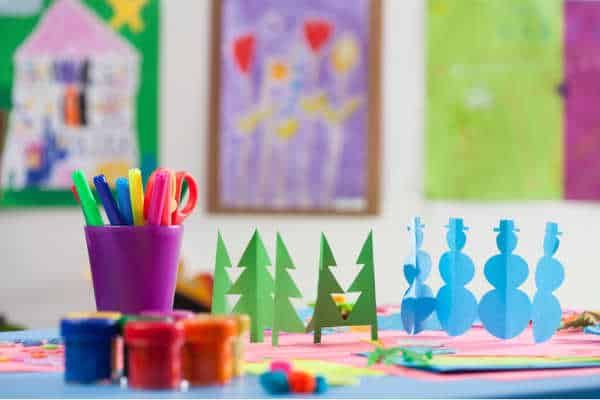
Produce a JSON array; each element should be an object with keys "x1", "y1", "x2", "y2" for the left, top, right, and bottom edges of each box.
[{"x1": 2, "y1": 330, "x2": 600, "y2": 398}]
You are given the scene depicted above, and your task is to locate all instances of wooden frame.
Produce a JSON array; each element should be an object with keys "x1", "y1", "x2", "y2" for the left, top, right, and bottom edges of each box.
[{"x1": 207, "y1": 0, "x2": 381, "y2": 215}]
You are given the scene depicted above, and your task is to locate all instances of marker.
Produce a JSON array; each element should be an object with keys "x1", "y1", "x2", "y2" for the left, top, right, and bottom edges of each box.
[
  {"x1": 71, "y1": 169, "x2": 104, "y2": 226},
  {"x1": 147, "y1": 171, "x2": 168, "y2": 225},
  {"x1": 93, "y1": 174, "x2": 124, "y2": 226},
  {"x1": 116, "y1": 177, "x2": 134, "y2": 225},
  {"x1": 128, "y1": 168, "x2": 145, "y2": 226},
  {"x1": 161, "y1": 170, "x2": 176, "y2": 226},
  {"x1": 71, "y1": 184, "x2": 80, "y2": 204}
]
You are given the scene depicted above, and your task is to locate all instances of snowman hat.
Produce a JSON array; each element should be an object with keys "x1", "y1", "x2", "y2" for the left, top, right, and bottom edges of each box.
[
  {"x1": 494, "y1": 219, "x2": 519, "y2": 232},
  {"x1": 407, "y1": 216, "x2": 425, "y2": 231},
  {"x1": 445, "y1": 217, "x2": 469, "y2": 231},
  {"x1": 545, "y1": 222, "x2": 562, "y2": 236}
]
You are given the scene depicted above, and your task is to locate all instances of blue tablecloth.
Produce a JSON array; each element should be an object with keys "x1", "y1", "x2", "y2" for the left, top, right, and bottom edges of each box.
[{"x1": 2, "y1": 330, "x2": 600, "y2": 398}]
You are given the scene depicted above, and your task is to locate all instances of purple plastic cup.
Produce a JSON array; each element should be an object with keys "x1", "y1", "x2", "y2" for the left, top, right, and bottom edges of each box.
[{"x1": 84, "y1": 225, "x2": 183, "y2": 314}]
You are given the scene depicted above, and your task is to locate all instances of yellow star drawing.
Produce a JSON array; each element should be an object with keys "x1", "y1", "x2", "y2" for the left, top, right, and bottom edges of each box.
[{"x1": 107, "y1": 0, "x2": 148, "y2": 33}]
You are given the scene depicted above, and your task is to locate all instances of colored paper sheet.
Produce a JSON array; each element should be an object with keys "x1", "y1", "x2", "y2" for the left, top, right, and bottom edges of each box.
[
  {"x1": 564, "y1": 1, "x2": 600, "y2": 200},
  {"x1": 387, "y1": 355, "x2": 600, "y2": 373},
  {"x1": 426, "y1": 0, "x2": 563, "y2": 200},
  {"x1": 245, "y1": 359, "x2": 384, "y2": 386}
]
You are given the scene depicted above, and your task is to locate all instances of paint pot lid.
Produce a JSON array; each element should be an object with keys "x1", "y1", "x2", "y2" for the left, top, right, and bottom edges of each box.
[
  {"x1": 183, "y1": 316, "x2": 236, "y2": 341},
  {"x1": 124, "y1": 320, "x2": 184, "y2": 344},
  {"x1": 60, "y1": 318, "x2": 118, "y2": 338},
  {"x1": 140, "y1": 309, "x2": 195, "y2": 322}
]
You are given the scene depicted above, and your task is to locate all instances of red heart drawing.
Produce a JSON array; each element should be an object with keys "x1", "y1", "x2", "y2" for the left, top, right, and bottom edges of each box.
[
  {"x1": 303, "y1": 19, "x2": 333, "y2": 54},
  {"x1": 233, "y1": 34, "x2": 256, "y2": 75}
]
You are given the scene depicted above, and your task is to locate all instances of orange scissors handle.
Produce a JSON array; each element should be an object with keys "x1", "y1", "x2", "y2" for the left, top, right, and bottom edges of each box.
[{"x1": 172, "y1": 171, "x2": 198, "y2": 225}]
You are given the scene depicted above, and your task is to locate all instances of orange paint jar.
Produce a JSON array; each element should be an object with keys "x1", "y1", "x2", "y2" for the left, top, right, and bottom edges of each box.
[
  {"x1": 230, "y1": 314, "x2": 250, "y2": 376},
  {"x1": 182, "y1": 316, "x2": 236, "y2": 386}
]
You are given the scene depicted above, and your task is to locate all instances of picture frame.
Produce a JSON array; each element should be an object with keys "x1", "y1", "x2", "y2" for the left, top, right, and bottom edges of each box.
[{"x1": 208, "y1": 0, "x2": 381, "y2": 215}]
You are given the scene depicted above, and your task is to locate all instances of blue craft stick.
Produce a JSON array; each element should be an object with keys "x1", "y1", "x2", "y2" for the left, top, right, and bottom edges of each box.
[
  {"x1": 115, "y1": 177, "x2": 134, "y2": 225},
  {"x1": 93, "y1": 174, "x2": 124, "y2": 226}
]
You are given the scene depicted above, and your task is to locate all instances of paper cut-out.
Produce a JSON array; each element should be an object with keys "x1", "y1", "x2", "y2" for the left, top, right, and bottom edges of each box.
[
  {"x1": 346, "y1": 231, "x2": 378, "y2": 341},
  {"x1": 401, "y1": 217, "x2": 436, "y2": 335},
  {"x1": 532, "y1": 222, "x2": 564, "y2": 343},
  {"x1": 211, "y1": 231, "x2": 233, "y2": 315},
  {"x1": 306, "y1": 234, "x2": 345, "y2": 344},
  {"x1": 479, "y1": 220, "x2": 531, "y2": 339},
  {"x1": 436, "y1": 218, "x2": 477, "y2": 336},
  {"x1": 272, "y1": 233, "x2": 305, "y2": 346},
  {"x1": 228, "y1": 229, "x2": 274, "y2": 343}
]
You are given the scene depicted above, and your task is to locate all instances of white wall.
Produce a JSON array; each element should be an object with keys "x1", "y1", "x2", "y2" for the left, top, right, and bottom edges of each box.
[{"x1": 1, "y1": 0, "x2": 598, "y2": 328}]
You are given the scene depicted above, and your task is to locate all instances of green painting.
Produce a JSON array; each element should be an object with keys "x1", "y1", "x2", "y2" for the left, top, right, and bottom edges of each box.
[
  {"x1": 0, "y1": 0, "x2": 159, "y2": 206},
  {"x1": 426, "y1": 0, "x2": 563, "y2": 200}
]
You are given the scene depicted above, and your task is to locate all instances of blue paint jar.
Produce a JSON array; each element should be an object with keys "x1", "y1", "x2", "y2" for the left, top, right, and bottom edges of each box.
[{"x1": 60, "y1": 318, "x2": 118, "y2": 384}]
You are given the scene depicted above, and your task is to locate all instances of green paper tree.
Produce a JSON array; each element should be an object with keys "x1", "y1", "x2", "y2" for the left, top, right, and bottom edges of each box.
[
  {"x1": 272, "y1": 233, "x2": 305, "y2": 346},
  {"x1": 306, "y1": 233, "x2": 345, "y2": 343},
  {"x1": 346, "y1": 231, "x2": 378, "y2": 340},
  {"x1": 228, "y1": 230, "x2": 274, "y2": 342},
  {"x1": 211, "y1": 231, "x2": 233, "y2": 315}
]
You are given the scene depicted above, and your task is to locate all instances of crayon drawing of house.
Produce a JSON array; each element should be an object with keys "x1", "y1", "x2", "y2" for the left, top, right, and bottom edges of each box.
[{"x1": 1, "y1": 0, "x2": 140, "y2": 189}]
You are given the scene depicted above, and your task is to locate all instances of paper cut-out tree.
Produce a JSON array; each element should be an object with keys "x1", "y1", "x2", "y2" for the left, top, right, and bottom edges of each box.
[
  {"x1": 272, "y1": 233, "x2": 305, "y2": 346},
  {"x1": 211, "y1": 231, "x2": 233, "y2": 315},
  {"x1": 346, "y1": 230, "x2": 378, "y2": 341},
  {"x1": 306, "y1": 234, "x2": 345, "y2": 344},
  {"x1": 228, "y1": 230, "x2": 274, "y2": 342}
]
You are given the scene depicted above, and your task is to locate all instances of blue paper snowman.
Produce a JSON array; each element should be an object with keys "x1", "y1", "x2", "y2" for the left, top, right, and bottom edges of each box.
[
  {"x1": 436, "y1": 218, "x2": 477, "y2": 336},
  {"x1": 532, "y1": 222, "x2": 564, "y2": 343},
  {"x1": 479, "y1": 220, "x2": 531, "y2": 339},
  {"x1": 401, "y1": 217, "x2": 436, "y2": 335}
]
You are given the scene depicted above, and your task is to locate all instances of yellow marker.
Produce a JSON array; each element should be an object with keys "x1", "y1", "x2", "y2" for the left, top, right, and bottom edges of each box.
[{"x1": 128, "y1": 168, "x2": 145, "y2": 226}]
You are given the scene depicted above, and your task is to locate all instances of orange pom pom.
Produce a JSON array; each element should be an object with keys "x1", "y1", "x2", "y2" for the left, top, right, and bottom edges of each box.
[{"x1": 288, "y1": 371, "x2": 316, "y2": 393}]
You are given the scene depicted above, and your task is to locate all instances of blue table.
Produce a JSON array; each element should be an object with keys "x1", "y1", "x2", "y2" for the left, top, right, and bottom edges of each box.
[{"x1": 2, "y1": 330, "x2": 600, "y2": 398}]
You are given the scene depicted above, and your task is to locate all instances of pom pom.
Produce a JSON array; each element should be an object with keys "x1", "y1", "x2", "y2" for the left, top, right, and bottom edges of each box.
[
  {"x1": 270, "y1": 360, "x2": 292, "y2": 375},
  {"x1": 259, "y1": 371, "x2": 289, "y2": 394},
  {"x1": 314, "y1": 375, "x2": 328, "y2": 393},
  {"x1": 288, "y1": 370, "x2": 316, "y2": 393}
]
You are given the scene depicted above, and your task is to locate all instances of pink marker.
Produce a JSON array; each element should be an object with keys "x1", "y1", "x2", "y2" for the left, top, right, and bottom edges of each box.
[{"x1": 147, "y1": 171, "x2": 168, "y2": 225}]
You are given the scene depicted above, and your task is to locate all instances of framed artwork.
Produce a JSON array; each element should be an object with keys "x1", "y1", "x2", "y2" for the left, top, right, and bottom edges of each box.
[
  {"x1": 208, "y1": 0, "x2": 381, "y2": 214},
  {"x1": 0, "y1": 0, "x2": 159, "y2": 207}
]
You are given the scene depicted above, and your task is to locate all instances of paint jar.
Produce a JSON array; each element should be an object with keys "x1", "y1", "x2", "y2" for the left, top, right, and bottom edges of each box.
[
  {"x1": 118, "y1": 315, "x2": 168, "y2": 380},
  {"x1": 182, "y1": 316, "x2": 236, "y2": 386},
  {"x1": 140, "y1": 309, "x2": 195, "y2": 322},
  {"x1": 60, "y1": 318, "x2": 119, "y2": 384},
  {"x1": 230, "y1": 314, "x2": 250, "y2": 376},
  {"x1": 65, "y1": 311, "x2": 122, "y2": 320},
  {"x1": 124, "y1": 320, "x2": 184, "y2": 390}
]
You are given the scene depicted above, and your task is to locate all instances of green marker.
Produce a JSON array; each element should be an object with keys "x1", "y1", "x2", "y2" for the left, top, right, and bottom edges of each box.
[{"x1": 72, "y1": 169, "x2": 104, "y2": 226}]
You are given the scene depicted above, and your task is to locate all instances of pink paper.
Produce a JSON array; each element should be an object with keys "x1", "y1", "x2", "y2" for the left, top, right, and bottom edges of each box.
[{"x1": 246, "y1": 326, "x2": 600, "y2": 382}]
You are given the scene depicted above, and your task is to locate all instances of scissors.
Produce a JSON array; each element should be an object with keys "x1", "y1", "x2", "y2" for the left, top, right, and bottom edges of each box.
[{"x1": 144, "y1": 168, "x2": 198, "y2": 225}]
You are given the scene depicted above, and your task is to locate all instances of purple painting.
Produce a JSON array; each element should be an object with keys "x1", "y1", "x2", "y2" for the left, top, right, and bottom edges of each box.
[
  {"x1": 218, "y1": 0, "x2": 372, "y2": 211},
  {"x1": 565, "y1": 1, "x2": 600, "y2": 199}
]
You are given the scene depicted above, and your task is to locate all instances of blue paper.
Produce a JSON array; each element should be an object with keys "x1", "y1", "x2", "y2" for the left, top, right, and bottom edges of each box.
[
  {"x1": 479, "y1": 220, "x2": 531, "y2": 339},
  {"x1": 532, "y1": 222, "x2": 564, "y2": 343},
  {"x1": 436, "y1": 218, "x2": 477, "y2": 336},
  {"x1": 401, "y1": 217, "x2": 436, "y2": 335}
]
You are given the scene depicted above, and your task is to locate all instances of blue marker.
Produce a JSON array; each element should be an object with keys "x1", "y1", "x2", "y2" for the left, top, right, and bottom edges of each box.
[
  {"x1": 115, "y1": 177, "x2": 134, "y2": 225},
  {"x1": 93, "y1": 174, "x2": 124, "y2": 226}
]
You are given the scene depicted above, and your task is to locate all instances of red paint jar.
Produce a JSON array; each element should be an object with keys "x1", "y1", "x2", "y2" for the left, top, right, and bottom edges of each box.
[
  {"x1": 182, "y1": 316, "x2": 236, "y2": 386},
  {"x1": 124, "y1": 321, "x2": 184, "y2": 390}
]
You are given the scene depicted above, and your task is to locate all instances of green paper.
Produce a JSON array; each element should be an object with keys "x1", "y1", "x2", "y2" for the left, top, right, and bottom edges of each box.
[
  {"x1": 228, "y1": 229, "x2": 274, "y2": 343},
  {"x1": 244, "y1": 359, "x2": 384, "y2": 386},
  {"x1": 211, "y1": 231, "x2": 233, "y2": 315},
  {"x1": 425, "y1": 0, "x2": 563, "y2": 200},
  {"x1": 272, "y1": 233, "x2": 305, "y2": 346},
  {"x1": 306, "y1": 233, "x2": 345, "y2": 343},
  {"x1": 346, "y1": 230, "x2": 378, "y2": 340}
]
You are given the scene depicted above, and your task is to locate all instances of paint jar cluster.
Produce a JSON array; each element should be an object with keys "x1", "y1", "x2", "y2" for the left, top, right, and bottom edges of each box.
[{"x1": 59, "y1": 310, "x2": 250, "y2": 390}]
